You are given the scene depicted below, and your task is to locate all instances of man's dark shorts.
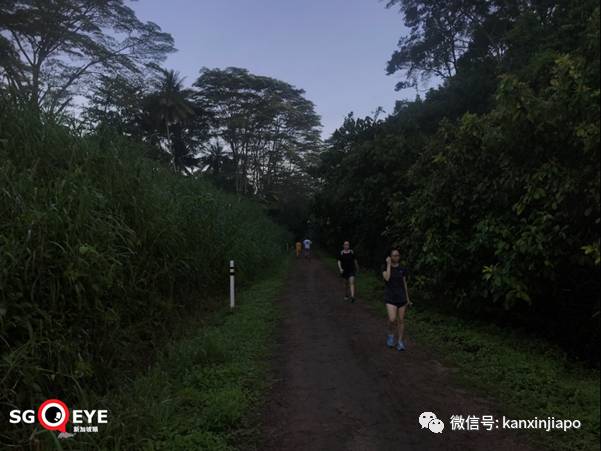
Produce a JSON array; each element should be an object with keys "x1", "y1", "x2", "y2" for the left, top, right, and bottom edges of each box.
[{"x1": 341, "y1": 271, "x2": 356, "y2": 280}]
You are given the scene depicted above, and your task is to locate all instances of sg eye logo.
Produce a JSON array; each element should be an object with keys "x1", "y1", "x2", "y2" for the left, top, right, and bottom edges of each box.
[{"x1": 9, "y1": 399, "x2": 108, "y2": 435}]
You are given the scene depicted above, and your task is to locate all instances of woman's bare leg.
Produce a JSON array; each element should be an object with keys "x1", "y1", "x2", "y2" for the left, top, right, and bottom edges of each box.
[
  {"x1": 397, "y1": 305, "x2": 407, "y2": 341},
  {"x1": 386, "y1": 304, "x2": 399, "y2": 336}
]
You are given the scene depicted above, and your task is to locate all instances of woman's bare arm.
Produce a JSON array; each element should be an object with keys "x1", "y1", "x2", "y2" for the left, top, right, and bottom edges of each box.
[
  {"x1": 403, "y1": 276, "x2": 412, "y2": 305},
  {"x1": 382, "y1": 257, "x2": 392, "y2": 281}
]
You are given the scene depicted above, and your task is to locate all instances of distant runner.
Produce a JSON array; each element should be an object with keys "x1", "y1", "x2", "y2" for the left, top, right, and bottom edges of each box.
[
  {"x1": 382, "y1": 248, "x2": 412, "y2": 351},
  {"x1": 295, "y1": 241, "x2": 302, "y2": 258},
  {"x1": 302, "y1": 238, "x2": 312, "y2": 258},
  {"x1": 337, "y1": 241, "x2": 359, "y2": 303}
]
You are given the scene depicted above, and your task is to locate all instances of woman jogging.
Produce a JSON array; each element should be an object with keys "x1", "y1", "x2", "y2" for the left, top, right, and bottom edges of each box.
[
  {"x1": 337, "y1": 241, "x2": 359, "y2": 303},
  {"x1": 382, "y1": 248, "x2": 412, "y2": 351}
]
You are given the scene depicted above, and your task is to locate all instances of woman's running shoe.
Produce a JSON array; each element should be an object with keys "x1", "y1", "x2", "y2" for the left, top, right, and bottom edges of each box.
[{"x1": 386, "y1": 334, "x2": 395, "y2": 348}]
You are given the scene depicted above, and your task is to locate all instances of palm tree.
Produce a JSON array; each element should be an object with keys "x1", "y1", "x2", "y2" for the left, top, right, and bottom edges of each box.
[
  {"x1": 157, "y1": 70, "x2": 193, "y2": 140},
  {"x1": 202, "y1": 141, "x2": 228, "y2": 175},
  {"x1": 147, "y1": 69, "x2": 197, "y2": 172}
]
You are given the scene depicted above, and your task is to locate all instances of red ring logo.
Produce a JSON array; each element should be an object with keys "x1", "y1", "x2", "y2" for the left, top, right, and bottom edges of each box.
[{"x1": 37, "y1": 399, "x2": 70, "y2": 432}]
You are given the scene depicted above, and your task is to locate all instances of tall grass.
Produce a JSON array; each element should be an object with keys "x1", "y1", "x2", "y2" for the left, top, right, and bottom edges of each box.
[
  {"x1": 64, "y1": 257, "x2": 289, "y2": 451},
  {"x1": 0, "y1": 106, "x2": 289, "y2": 448}
]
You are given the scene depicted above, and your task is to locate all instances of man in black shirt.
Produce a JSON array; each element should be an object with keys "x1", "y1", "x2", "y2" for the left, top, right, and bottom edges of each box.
[{"x1": 337, "y1": 241, "x2": 359, "y2": 302}]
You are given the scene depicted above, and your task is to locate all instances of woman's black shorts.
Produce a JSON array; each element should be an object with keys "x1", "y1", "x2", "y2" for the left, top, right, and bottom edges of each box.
[
  {"x1": 385, "y1": 298, "x2": 407, "y2": 308},
  {"x1": 341, "y1": 271, "x2": 356, "y2": 280}
]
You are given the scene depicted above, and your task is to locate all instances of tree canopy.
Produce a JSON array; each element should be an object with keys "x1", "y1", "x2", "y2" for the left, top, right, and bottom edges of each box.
[
  {"x1": 193, "y1": 67, "x2": 322, "y2": 196},
  {"x1": 0, "y1": 0, "x2": 174, "y2": 115}
]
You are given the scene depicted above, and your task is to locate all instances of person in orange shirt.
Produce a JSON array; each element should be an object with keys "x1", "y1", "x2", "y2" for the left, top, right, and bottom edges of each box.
[{"x1": 295, "y1": 241, "x2": 302, "y2": 257}]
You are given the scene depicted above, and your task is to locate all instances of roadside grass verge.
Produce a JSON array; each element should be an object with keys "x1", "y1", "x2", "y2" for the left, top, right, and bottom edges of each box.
[
  {"x1": 51, "y1": 257, "x2": 289, "y2": 451},
  {"x1": 320, "y1": 253, "x2": 600, "y2": 451}
]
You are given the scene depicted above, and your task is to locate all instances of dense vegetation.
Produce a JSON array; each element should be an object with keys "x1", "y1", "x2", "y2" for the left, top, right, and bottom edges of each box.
[
  {"x1": 0, "y1": 105, "x2": 289, "y2": 447},
  {"x1": 0, "y1": 0, "x2": 599, "y2": 447},
  {"x1": 313, "y1": 0, "x2": 600, "y2": 361},
  {"x1": 81, "y1": 66, "x2": 322, "y2": 237},
  {"x1": 0, "y1": 2, "x2": 319, "y2": 447},
  {"x1": 1, "y1": 1, "x2": 322, "y2": 237}
]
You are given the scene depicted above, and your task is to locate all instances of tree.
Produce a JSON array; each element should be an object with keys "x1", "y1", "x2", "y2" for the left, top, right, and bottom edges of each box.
[
  {"x1": 385, "y1": 0, "x2": 491, "y2": 89},
  {"x1": 200, "y1": 140, "x2": 236, "y2": 190},
  {"x1": 147, "y1": 69, "x2": 202, "y2": 173},
  {"x1": 0, "y1": 0, "x2": 174, "y2": 116},
  {"x1": 84, "y1": 68, "x2": 209, "y2": 173},
  {"x1": 385, "y1": 0, "x2": 599, "y2": 90},
  {"x1": 83, "y1": 72, "x2": 148, "y2": 136},
  {"x1": 193, "y1": 67, "x2": 321, "y2": 196}
]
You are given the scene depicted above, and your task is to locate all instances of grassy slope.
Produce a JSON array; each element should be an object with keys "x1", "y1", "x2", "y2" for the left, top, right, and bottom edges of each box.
[
  {"x1": 48, "y1": 258, "x2": 289, "y2": 451},
  {"x1": 320, "y1": 253, "x2": 599, "y2": 451}
]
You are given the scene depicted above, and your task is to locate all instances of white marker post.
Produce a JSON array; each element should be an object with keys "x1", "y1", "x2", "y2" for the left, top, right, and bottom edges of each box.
[{"x1": 229, "y1": 260, "x2": 235, "y2": 309}]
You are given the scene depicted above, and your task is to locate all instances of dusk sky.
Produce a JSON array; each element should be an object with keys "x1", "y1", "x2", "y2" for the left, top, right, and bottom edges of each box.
[{"x1": 132, "y1": 0, "x2": 416, "y2": 139}]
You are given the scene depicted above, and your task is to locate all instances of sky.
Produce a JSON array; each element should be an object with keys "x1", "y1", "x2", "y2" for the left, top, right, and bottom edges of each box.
[{"x1": 131, "y1": 0, "x2": 415, "y2": 139}]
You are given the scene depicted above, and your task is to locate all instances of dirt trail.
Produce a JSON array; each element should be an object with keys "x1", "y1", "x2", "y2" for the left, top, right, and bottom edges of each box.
[{"x1": 261, "y1": 256, "x2": 534, "y2": 451}]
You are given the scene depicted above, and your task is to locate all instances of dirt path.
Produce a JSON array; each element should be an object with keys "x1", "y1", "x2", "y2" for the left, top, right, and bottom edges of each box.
[{"x1": 261, "y1": 256, "x2": 534, "y2": 451}]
